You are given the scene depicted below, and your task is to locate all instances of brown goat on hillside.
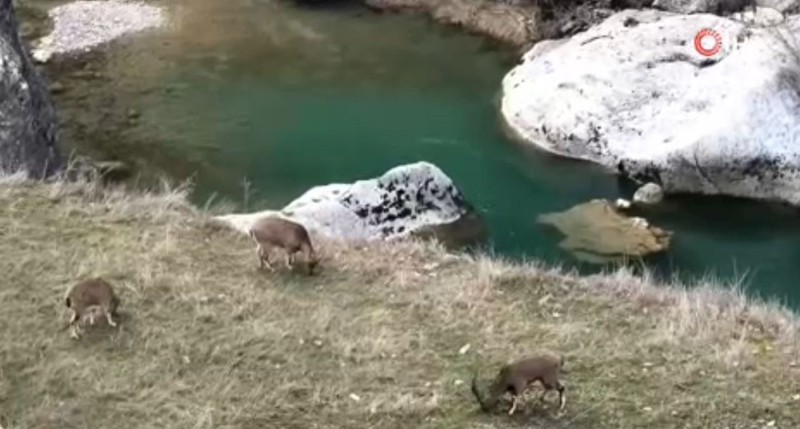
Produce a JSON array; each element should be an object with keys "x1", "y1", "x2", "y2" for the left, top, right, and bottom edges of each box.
[
  {"x1": 248, "y1": 216, "x2": 319, "y2": 274},
  {"x1": 65, "y1": 278, "x2": 120, "y2": 339},
  {"x1": 471, "y1": 351, "x2": 567, "y2": 415}
]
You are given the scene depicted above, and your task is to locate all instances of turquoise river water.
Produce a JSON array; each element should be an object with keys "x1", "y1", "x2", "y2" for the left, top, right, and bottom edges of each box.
[{"x1": 39, "y1": 0, "x2": 800, "y2": 307}]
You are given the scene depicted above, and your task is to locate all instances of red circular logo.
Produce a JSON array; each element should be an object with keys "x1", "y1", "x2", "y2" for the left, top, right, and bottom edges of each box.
[{"x1": 694, "y1": 28, "x2": 722, "y2": 57}]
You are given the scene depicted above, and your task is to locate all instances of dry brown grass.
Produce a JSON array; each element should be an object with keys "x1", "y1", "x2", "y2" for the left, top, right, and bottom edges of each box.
[{"x1": 1, "y1": 174, "x2": 799, "y2": 429}]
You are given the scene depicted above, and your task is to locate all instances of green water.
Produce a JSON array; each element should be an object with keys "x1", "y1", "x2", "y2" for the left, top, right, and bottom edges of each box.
[{"x1": 40, "y1": 0, "x2": 800, "y2": 307}]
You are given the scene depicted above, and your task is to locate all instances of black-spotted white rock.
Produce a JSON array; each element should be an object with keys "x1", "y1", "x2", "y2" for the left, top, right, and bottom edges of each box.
[
  {"x1": 215, "y1": 162, "x2": 486, "y2": 247},
  {"x1": 502, "y1": 9, "x2": 800, "y2": 206},
  {"x1": 0, "y1": 0, "x2": 62, "y2": 177}
]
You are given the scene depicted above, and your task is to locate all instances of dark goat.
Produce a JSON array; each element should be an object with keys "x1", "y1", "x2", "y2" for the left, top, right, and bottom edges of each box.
[{"x1": 471, "y1": 351, "x2": 567, "y2": 415}]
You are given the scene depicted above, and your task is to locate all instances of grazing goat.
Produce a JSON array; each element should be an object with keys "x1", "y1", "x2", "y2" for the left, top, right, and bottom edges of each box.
[
  {"x1": 248, "y1": 216, "x2": 319, "y2": 274},
  {"x1": 471, "y1": 351, "x2": 567, "y2": 415},
  {"x1": 65, "y1": 278, "x2": 120, "y2": 339}
]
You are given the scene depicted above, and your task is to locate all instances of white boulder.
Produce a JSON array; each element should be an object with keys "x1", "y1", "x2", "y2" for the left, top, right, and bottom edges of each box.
[
  {"x1": 215, "y1": 162, "x2": 484, "y2": 245},
  {"x1": 501, "y1": 9, "x2": 800, "y2": 206},
  {"x1": 615, "y1": 198, "x2": 633, "y2": 209},
  {"x1": 633, "y1": 183, "x2": 665, "y2": 204}
]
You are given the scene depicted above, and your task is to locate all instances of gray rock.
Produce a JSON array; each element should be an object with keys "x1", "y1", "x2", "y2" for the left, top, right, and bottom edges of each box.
[
  {"x1": 0, "y1": 0, "x2": 62, "y2": 178},
  {"x1": 633, "y1": 183, "x2": 664, "y2": 204}
]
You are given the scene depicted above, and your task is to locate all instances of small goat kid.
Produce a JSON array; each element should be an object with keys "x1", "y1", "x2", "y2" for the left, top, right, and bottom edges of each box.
[
  {"x1": 65, "y1": 278, "x2": 120, "y2": 339},
  {"x1": 248, "y1": 216, "x2": 319, "y2": 274},
  {"x1": 471, "y1": 352, "x2": 567, "y2": 415}
]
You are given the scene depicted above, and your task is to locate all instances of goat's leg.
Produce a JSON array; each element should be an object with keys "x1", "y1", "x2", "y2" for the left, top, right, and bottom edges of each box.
[
  {"x1": 259, "y1": 245, "x2": 275, "y2": 272},
  {"x1": 104, "y1": 307, "x2": 117, "y2": 327},
  {"x1": 542, "y1": 375, "x2": 566, "y2": 411},
  {"x1": 256, "y1": 245, "x2": 264, "y2": 270},
  {"x1": 556, "y1": 382, "x2": 566, "y2": 411},
  {"x1": 67, "y1": 309, "x2": 80, "y2": 338},
  {"x1": 302, "y1": 245, "x2": 316, "y2": 275},
  {"x1": 70, "y1": 323, "x2": 82, "y2": 339},
  {"x1": 285, "y1": 251, "x2": 294, "y2": 269},
  {"x1": 508, "y1": 395, "x2": 521, "y2": 415},
  {"x1": 68, "y1": 308, "x2": 78, "y2": 325},
  {"x1": 88, "y1": 309, "x2": 96, "y2": 326},
  {"x1": 263, "y1": 256, "x2": 275, "y2": 271},
  {"x1": 508, "y1": 378, "x2": 532, "y2": 415}
]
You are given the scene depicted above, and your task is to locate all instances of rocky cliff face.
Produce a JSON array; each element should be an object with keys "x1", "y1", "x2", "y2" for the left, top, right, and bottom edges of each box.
[{"x1": 0, "y1": 0, "x2": 62, "y2": 178}]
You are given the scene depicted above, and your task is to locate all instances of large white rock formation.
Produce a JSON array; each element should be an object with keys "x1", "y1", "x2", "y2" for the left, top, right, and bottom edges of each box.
[
  {"x1": 215, "y1": 162, "x2": 485, "y2": 246},
  {"x1": 502, "y1": 9, "x2": 800, "y2": 205}
]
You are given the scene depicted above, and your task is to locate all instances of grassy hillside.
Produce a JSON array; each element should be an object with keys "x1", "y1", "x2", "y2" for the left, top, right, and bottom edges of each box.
[{"x1": 0, "y1": 174, "x2": 798, "y2": 429}]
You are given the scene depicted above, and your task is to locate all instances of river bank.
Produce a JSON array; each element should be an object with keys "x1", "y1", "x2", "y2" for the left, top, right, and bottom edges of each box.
[
  {"x1": 362, "y1": 0, "x2": 539, "y2": 48},
  {"x1": 359, "y1": 0, "x2": 623, "y2": 50}
]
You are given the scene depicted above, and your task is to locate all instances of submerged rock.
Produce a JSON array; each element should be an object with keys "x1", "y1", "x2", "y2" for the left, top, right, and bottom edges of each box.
[
  {"x1": 633, "y1": 183, "x2": 664, "y2": 204},
  {"x1": 538, "y1": 199, "x2": 671, "y2": 262},
  {"x1": 501, "y1": 9, "x2": 800, "y2": 206},
  {"x1": 0, "y1": 0, "x2": 62, "y2": 177},
  {"x1": 215, "y1": 162, "x2": 487, "y2": 248}
]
